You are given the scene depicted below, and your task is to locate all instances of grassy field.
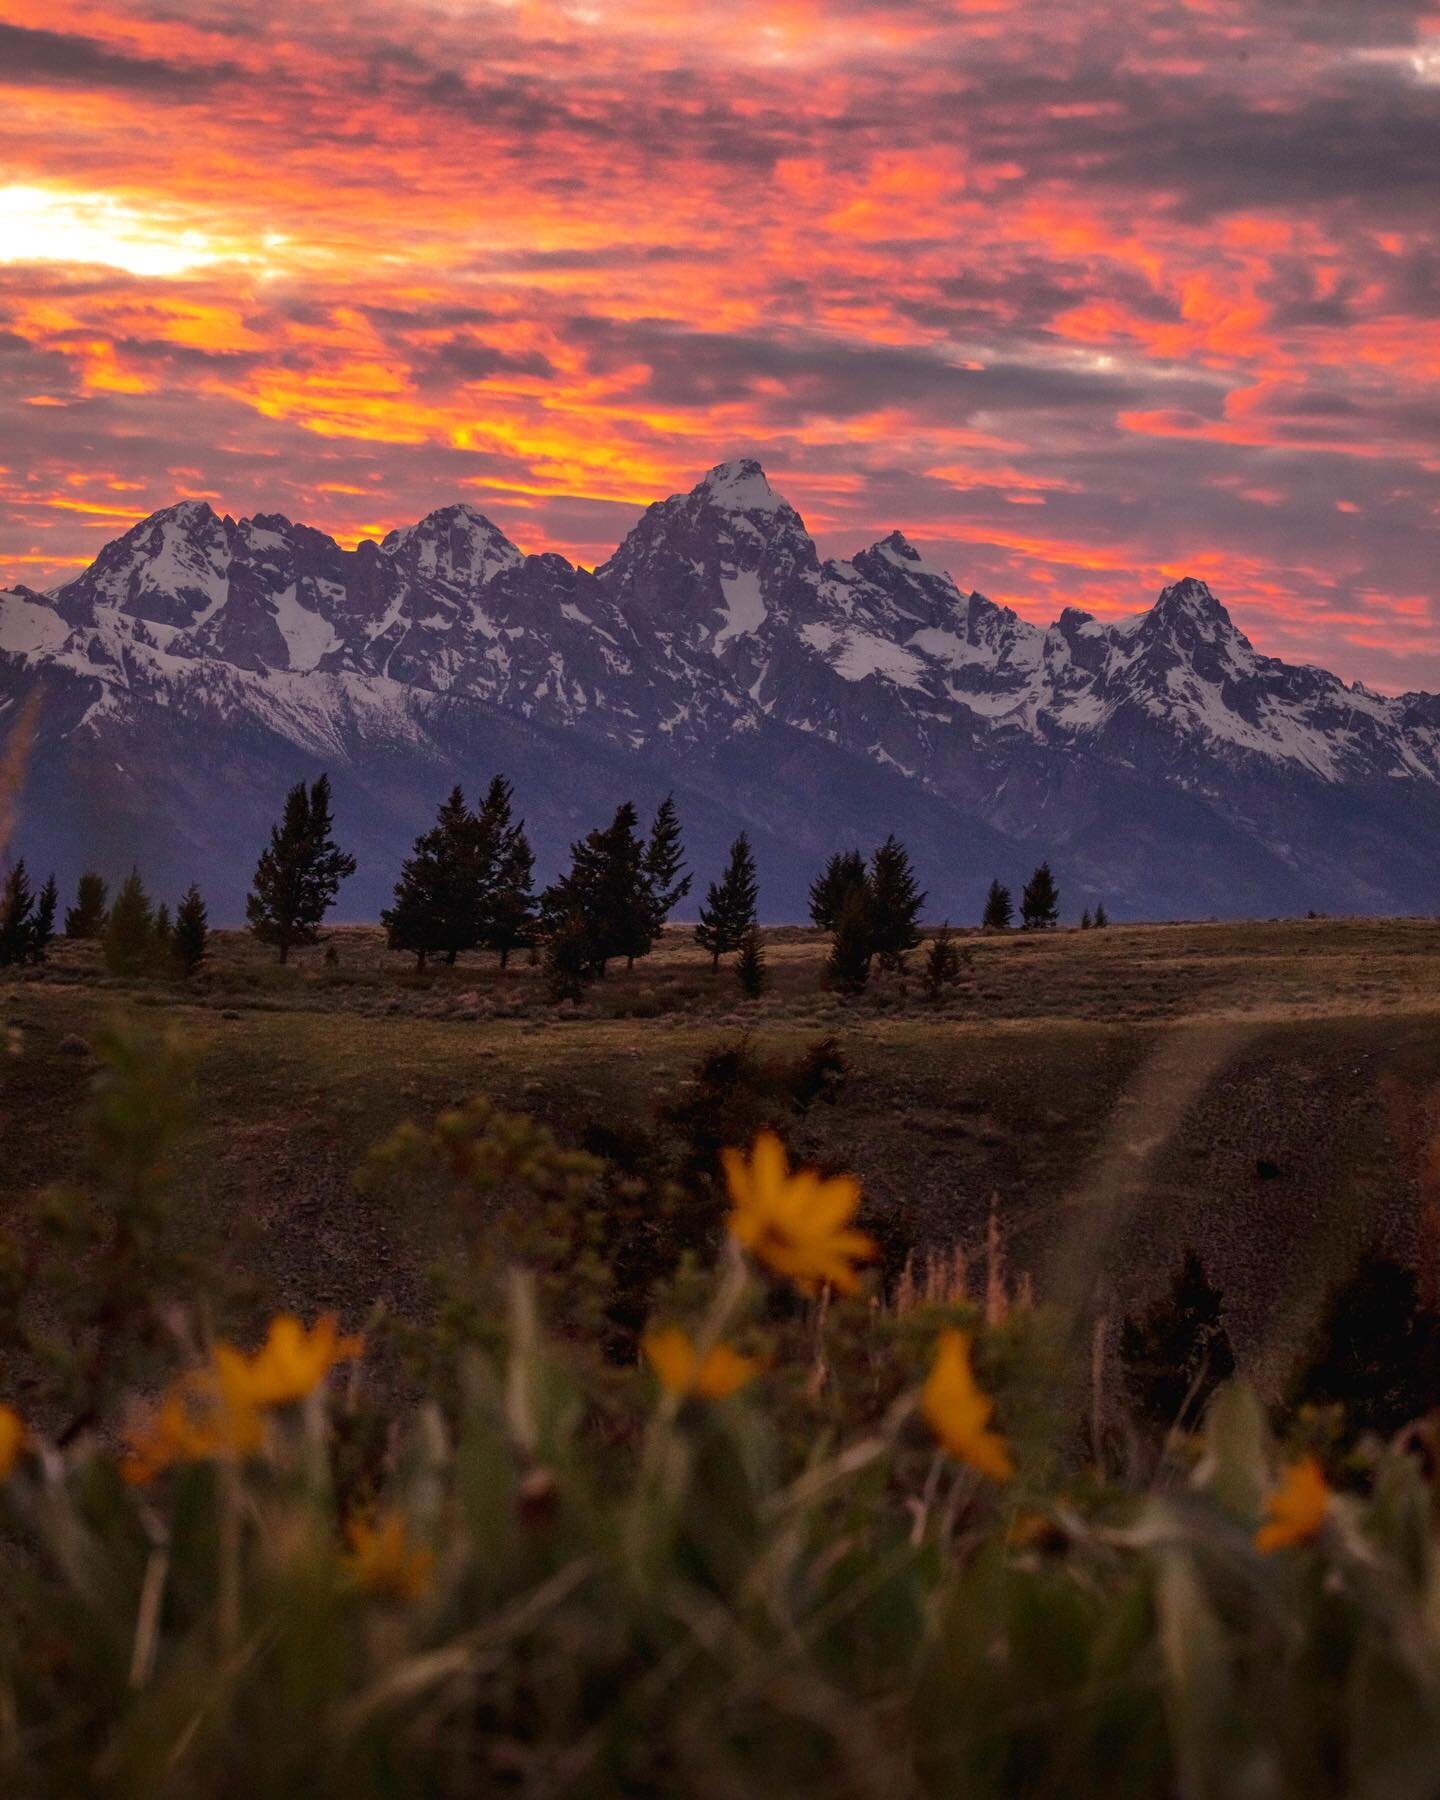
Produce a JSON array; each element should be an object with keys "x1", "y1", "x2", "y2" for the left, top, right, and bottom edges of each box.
[{"x1": 6, "y1": 914, "x2": 1440, "y2": 1391}]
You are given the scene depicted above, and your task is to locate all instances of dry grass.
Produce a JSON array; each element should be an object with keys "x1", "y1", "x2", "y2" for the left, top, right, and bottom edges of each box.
[{"x1": 8, "y1": 914, "x2": 1440, "y2": 1393}]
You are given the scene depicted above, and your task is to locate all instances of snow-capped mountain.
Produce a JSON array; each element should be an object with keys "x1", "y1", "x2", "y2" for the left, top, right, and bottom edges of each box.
[{"x1": 3, "y1": 458, "x2": 1438, "y2": 921}]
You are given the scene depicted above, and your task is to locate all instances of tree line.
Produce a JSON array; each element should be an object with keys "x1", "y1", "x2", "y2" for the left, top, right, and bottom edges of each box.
[{"x1": 4, "y1": 767, "x2": 1111, "y2": 988}]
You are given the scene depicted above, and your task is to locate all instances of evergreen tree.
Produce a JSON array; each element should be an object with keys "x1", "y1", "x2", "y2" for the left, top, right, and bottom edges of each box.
[
  {"x1": 735, "y1": 925, "x2": 768, "y2": 999},
  {"x1": 540, "y1": 802, "x2": 652, "y2": 977},
  {"x1": 1119, "y1": 1250, "x2": 1237, "y2": 1436},
  {"x1": 173, "y1": 884, "x2": 209, "y2": 976},
  {"x1": 103, "y1": 869, "x2": 156, "y2": 977},
  {"x1": 1288, "y1": 1247, "x2": 1440, "y2": 1441},
  {"x1": 868, "y1": 835, "x2": 926, "y2": 970},
  {"x1": 152, "y1": 903, "x2": 173, "y2": 969},
  {"x1": 0, "y1": 861, "x2": 35, "y2": 968},
  {"x1": 1020, "y1": 861, "x2": 1060, "y2": 930},
  {"x1": 695, "y1": 834, "x2": 759, "y2": 972},
  {"x1": 1094, "y1": 902, "x2": 1109, "y2": 929},
  {"x1": 65, "y1": 872, "x2": 109, "y2": 939},
  {"x1": 1080, "y1": 908, "x2": 1093, "y2": 930},
  {"x1": 31, "y1": 873, "x2": 58, "y2": 962},
  {"x1": 478, "y1": 776, "x2": 538, "y2": 968},
  {"x1": 809, "y1": 849, "x2": 867, "y2": 931},
  {"x1": 246, "y1": 774, "x2": 356, "y2": 963},
  {"x1": 543, "y1": 908, "x2": 593, "y2": 1002},
  {"x1": 921, "y1": 921, "x2": 964, "y2": 1001},
  {"x1": 383, "y1": 786, "x2": 482, "y2": 971},
  {"x1": 641, "y1": 794, "x2": 691, "y2": 947},
  {"x1": 826, "y1": 883, "x2": 874, "y2": 992},
  {"x1": 982, "y1": 878, "x2": 1014, "y2": 931}
]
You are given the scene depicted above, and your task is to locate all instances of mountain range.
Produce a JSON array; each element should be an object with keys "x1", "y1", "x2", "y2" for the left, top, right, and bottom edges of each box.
[{"x1": 3, "y1": 457, "x2": 1438, "y2": 923}]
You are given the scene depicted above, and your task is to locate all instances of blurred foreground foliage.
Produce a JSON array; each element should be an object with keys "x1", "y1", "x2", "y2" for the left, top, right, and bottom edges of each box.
[{"x1": 3, "y1": 1029, "x2": 1440, "y2": 1797}]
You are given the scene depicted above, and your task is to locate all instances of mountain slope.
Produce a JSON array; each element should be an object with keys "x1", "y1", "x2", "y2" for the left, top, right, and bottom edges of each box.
[{"x1": 2, "y1": 460, "x2": 1435, "y2": 922}]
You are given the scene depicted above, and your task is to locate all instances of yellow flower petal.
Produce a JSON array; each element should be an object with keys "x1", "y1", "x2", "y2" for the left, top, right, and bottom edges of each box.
[
  {"x1": 921, "y1": 1329, "x2": 1014, "y2": 1482},
  {"x1": 1256, "y1": 1455, "x2": 1330, "y2": 1552},
  {"x1": 345, "y1": 1511, "x2": 434, "y2": 1601},
  {"x1": 213, "y1": 1313, "x2": 364, "y2": 1409},
  {"x1": 0, "y1": 1405, "x2": 25, "y2": 1480},
  {"x1": 643, "y1": 1328, "x2": 760, "y2": 1399},
  {"x1": 724, "y1": 1132, "x2": 874, "y2": 1296}
]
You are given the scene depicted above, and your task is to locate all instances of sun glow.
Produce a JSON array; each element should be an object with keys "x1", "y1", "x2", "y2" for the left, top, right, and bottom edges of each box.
[{"x1": 0, "y1": 186, "x2": 240, "y2": 279}]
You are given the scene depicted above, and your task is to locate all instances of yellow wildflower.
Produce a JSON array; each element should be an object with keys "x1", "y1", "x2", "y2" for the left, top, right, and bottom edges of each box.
[
  {"x1": 345, "y1": 1512, "x2": 434, "y2": 1601},
  {"x1": 722, "y1": 1131, "x2": 875, "y2": 1296},
  {"x1": 0, "y1": 1405, "x2": 25, "y2": 1479},
  {"x1": 921, "y1": 1329, "x2": 1015, "y2": 1481},
  {"x1": 121, "y1": 1372, "x2": 264, "y2": 1484},
  {"x1": 643, "y1": 1327, "x2": 760, "y2": 1399},
  {"x1": 1256, "y1": 1455, "x2": 1330, "y2": 1552},
  {"x1": 213, "y1": 1313, "x2": 364, "y2": 1409}
]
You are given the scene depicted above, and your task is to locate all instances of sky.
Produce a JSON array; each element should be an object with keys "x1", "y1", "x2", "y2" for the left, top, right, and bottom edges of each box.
[{"x1": 0, "y1": 1, "x2": 1437, "y2": 688}]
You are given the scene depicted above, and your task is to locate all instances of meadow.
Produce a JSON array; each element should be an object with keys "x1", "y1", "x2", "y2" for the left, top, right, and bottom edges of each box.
[{"x1": 6, "y1": 914, "x2": 1440, "y2": 1795}]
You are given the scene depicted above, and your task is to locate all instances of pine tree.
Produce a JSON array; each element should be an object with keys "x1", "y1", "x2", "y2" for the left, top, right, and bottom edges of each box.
[
  {"x1": 695, "y1": 833, "x2": 759, "y2": 972},
  {"x1": 31, "y1": 873, "x2": 58, "y2": 962},
  {"x1": 982, "y1": 878, "x2": 1014, "y2": 931},
  {"x1": 809, "y1": 849, "x2": 867, "y2": 930},
  {"x1": 1080, "y1": 908, "x2": 1093, "y2": 930},
  {"x1": 1094, "y1": 902, "x2": 1109, "y2": 929},
  {"x1": 540, "y1": 802, "x2": 652, "y2": 977},
  {"x1": 1020, "y1": 861, "x2": 1060, "y2": 930},
  {"x1": 477, "y1": 776, "x2": 538, "y2": 968},
  {"x1": 868, "y1": 835, "x2": 926, "y2": 970},
  {"x1": 246, "y1": 774, "x2": 356, "y2": 963},
  {"x1": 641, "y1": 794, "x2": 691, "y2": 948},
  {"x1": 0, "y1": 861, "x2": 35, "y2": 968},
  {"x1": 152, "y1": 903, "x2": 173, "y2": 971},
  {"x1": 1119, "y1": 1250, "x2": 1237, "y2": 1436},
  {"x1": 173, "y1": 884, "x2": 209, "y2": 976},
  {"x1": 103, "y1": 869, "x2": 156, "y2": 977},
  {"x1": 826, "y1": 882, "x2": 873, "y2": 992},
  {"x1": 65, "y1": 872, "x2": 109, "y2": 939},
  {"x1": 383, "y1": 786, "x2": 482, "y2": 972},
  {"x1": 921, "y1": 921, "x2": 964, "y2": 1001},
  {"x1": 543, "y1": 908, "x2": 592, "y2": 1002},
  {"x1": 735, "y1": 925, "x2": 768, "y2": 998}
]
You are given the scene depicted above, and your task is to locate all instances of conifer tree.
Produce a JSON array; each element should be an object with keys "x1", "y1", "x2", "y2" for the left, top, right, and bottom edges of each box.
[
  {"x1": 921, "y1": 921, "x2": 964, "y2": 1001},
  {"x1": 384, "y1": 786, "x2": 479, "y2": 971},
  {"x1": 808, "y1": 849, "x2": 867, "y2": 931},
  {"x1": 1020, "y1": 861, "x2": 1060, "y2": 930},
  {"x1": 695, "y1": 833, "x2": 759, "y2": 972},
  {"x1": 735, "y1": 925, "x2": 768, "y2": 998},
  {"x1": 543, "y1": 908, "x2": 592, "y2": 1002},
  {"x1": 1094, "y1": 902, "x2": 1109, "y2": 929},
  {"x1": 641, "y1": 794, "x2": 691, "y2": 946},
  {"x1": 1080, "y1": 908, "x2": 1093, "y2": 930},
  {"x1": 826, "y1": 882, "x2": 873, "y2": 992},
  {"x1": 173, "y1": 884, "x2": 209, "y2": 977},
  {"x1": 246, "y1": 774, "x2": 356, "y2": 963},
  {"x1": 540, "y1": 802, "x2": 652, "y2": 977},
  {"x1": 152, "y1": 903, "x2": 173, "y2": 969},
  {"x1": 868, "y1": 835, "x2": 926, "y2": 970},
  {"x1": 982, "y1": 878, "x2": 1014, "y2": 931},
  {"x1": 1119, "y1": 1249, "x2": 1237, "y2": 1436},
  {"x1": 65, "y1": 872, "x2": 109, "y2": 939},
  {"x1": 478, "y1": 776, "x2": 538, "y2": 968},
  {"x1": 103, "y1": 869, "x2": 156, "y2": 977},
  {"x1": 31, "y1": 873, "x2": 57, "y2": 962},
  {"x1": 0, "y1": 861, "x2": 35, "y2": 968}
]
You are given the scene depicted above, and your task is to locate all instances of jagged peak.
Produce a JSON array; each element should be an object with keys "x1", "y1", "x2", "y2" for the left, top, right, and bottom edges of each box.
[
  {"x1": 382, "y1": 501, "x2": 513, "y2": 548},
  {"x1": 1151, "y1": 576, "x2": 1229, "y2": 619},
  {"x1": 130, "y1": 497, "x2": 220, "y2": 536},
  {"x1": 694, "y1": 458, "x2": 787, "y2": 515},
  {"x1": 858, "y1": 530, "x2": 955, "y2": 585}
]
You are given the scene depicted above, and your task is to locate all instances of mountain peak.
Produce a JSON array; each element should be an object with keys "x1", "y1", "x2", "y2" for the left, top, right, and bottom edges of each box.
[
  {"x1": 380, "y1": 504, "x2": 522, "y2": 587},
  {"x1": 696, "y1": 458, "x2": 786, "y2": 515}
]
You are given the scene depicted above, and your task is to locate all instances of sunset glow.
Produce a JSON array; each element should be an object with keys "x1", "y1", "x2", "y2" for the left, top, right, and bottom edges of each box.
[{"x1": 1, "y1": 0, "x2": 1437, "y2": 685}]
